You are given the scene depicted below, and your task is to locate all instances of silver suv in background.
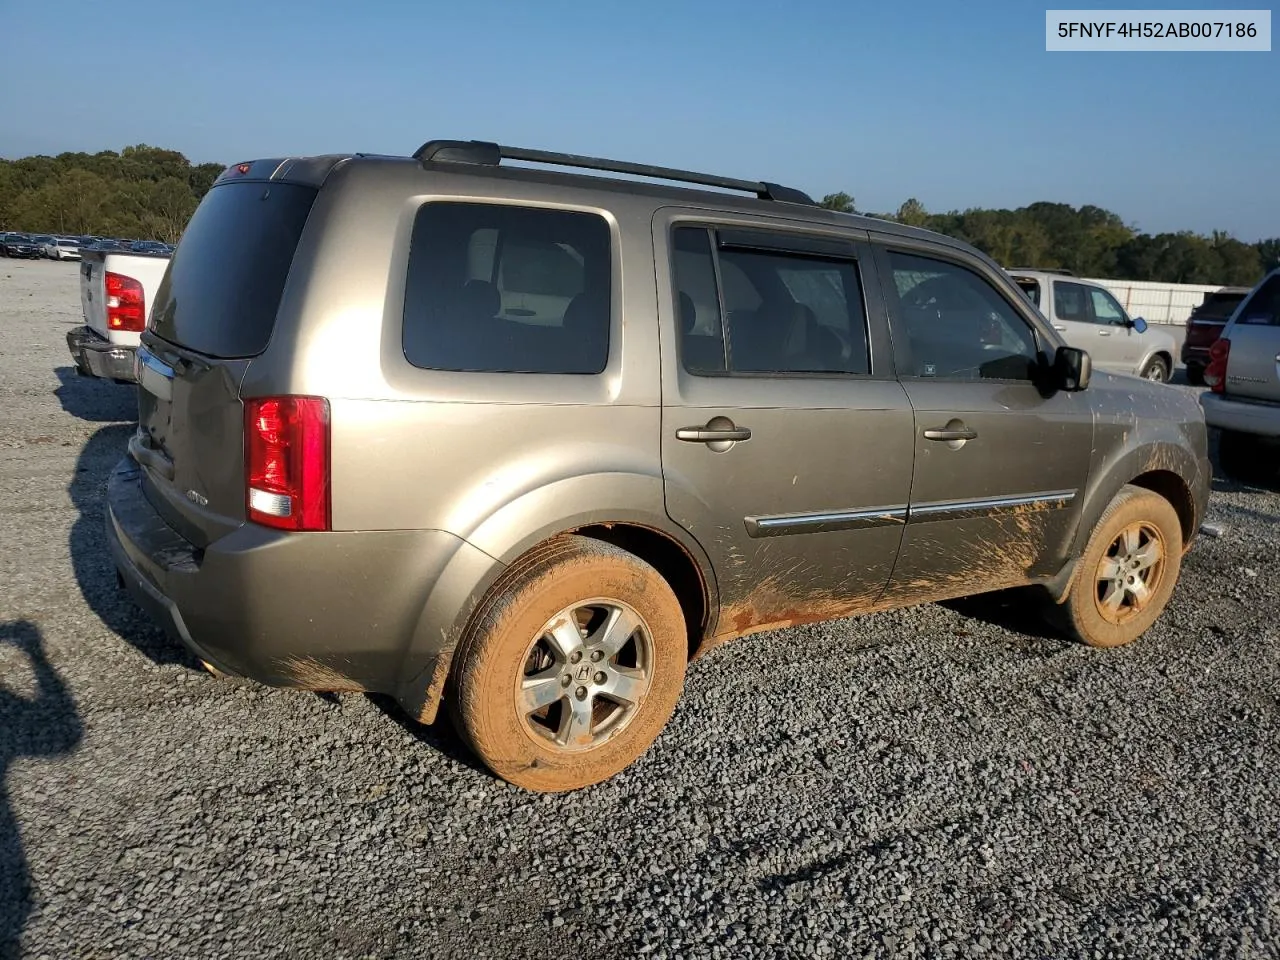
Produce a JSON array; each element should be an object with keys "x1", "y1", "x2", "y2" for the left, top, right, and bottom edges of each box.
[
  {"x1": 1201, "y1": 268, "x2": 1280, "y2": 484},
  {"x1": 106, "y1": 141, "x2": 1210, "y2": 792},
  {"x1": 1009, "y1": 270, "x2": 1177, "y2": 382}
]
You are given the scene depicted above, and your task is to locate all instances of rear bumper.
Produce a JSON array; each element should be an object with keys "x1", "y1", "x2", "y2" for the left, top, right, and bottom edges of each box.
[
  {"x1": 106, "y1": 455, "x2": 478, "y2": 698},
  {"x1": 67, "y1": 325, "x2": 136, "y2": 382},
  {"x1": 1200, "y1": 392, "x2": 1280, "y2": 437},
  {"x1": 1181, "y1": 343, "x2": 1211, "y2": 366}
]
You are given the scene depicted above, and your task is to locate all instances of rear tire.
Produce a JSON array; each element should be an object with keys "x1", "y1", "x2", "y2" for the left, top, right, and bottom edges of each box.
[
  {"x1": 1056, "y1": 485, "x2": 1182, "y2": 648},
  {"x1": 450, "y1": 535, "x2": 687, "y2": 792},
  {"x1": 1184, "y1": 363, "x2": 1205, "y2": 386},
  {"x1": 1140, "y1": 356, "x2": 1170, "y2": 383}
]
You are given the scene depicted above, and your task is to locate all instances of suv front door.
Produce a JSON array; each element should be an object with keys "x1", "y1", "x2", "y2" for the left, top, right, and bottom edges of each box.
[
  {"x1": 874, "y1": 243, "x2": 1095, "y2": 605},
  {"x1": 654, "y1": 213, "x2": 914, "y2": 640},
  {"x1": 1086, "y1": 283, "x2": 1146, "y2": 374},
  {"x1": 1052, "y1": 279, "x2": 1128, "y2": 373}
]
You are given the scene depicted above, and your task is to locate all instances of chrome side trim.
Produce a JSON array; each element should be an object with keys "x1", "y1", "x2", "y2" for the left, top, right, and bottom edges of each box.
[
  {"x1": 908, "y1": 490, "x2": 1076, "y2": 523},
  {"x1": 744, "y1": 505, "x2": 908, "y2": 538}
]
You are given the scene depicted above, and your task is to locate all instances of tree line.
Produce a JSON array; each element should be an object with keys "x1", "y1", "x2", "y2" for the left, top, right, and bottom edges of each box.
[
  {"x1": 0, "y1": 145, "x2": 224, "y2": 244},
  {"x1": 819, "y1": 192, "x2": 1277, "y2": 286},
  {"x1": 0, "y1": 146, "x2": 1273, "y2": 284}
]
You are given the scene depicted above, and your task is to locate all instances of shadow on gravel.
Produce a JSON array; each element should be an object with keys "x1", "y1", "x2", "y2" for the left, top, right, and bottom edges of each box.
[
  {"x1": 364, "y1": 694, "x2": 490, "y2": 775},
  {"x1": 0, "y1": 621, "x2": 82, "y2": 960},
  {"x1": 939, "y1": 588, "x2": 1066, "y2": 644},
  {"x1": 53, "y1": 366, "x2": 137, "y2": 423},
  {"x1": 68, "y1": 425, "x2": 201, "y2": 670}
]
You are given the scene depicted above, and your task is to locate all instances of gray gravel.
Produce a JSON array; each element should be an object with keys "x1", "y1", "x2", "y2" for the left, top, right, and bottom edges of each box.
[{"x1": 2, "y1": 258, "x2": 1278, "y2": 960}]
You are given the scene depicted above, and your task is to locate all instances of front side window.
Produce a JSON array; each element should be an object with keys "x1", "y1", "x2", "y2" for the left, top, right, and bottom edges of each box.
[
  {"x1": 1089, "y1": 286, "x2": 1127, "y2": 325},
  {"x1": 1053, "y1": 281, "x2": 1091, "y2": 323},
  {"x1": 403, "y1": 202, "x2": 611, "y2": 374},
  {"x1": 671, "y1": 226, "x2": 871, "y2": 377},
  {"x1": 886, "y1": 251, "x2": 1040, "y2": 381}
]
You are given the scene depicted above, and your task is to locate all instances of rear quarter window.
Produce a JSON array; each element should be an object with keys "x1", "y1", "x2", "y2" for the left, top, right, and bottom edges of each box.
[
  {"x1": 148, "y1": 182, "x2": 318, "y2": 358},
  {"x1": 402, "y1": 202, "x2": 611, "y2": 374}
]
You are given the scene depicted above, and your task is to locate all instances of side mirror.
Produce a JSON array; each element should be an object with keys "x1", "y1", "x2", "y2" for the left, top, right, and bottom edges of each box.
[
  {"x1": 1055, "y1": 345, "x2": 1092, "y2": 391},
  {"x1": 1130, "y1": 316, "x2": 1148, "y2": 333}
]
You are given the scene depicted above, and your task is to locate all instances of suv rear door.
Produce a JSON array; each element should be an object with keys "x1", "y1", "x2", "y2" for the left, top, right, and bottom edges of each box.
[
  {"x1": 133, "y1": 174, "x2": 320, "y2": 547},
  {"x1": 654, "y1": 212, "x2": 914, "y2": 637},
  {"x1": 873, "y1": 241, "x2": 1094, "y2": 604},
  {"x1": 1224, "y1": 272, "x2": 1280, "y2": 402}
]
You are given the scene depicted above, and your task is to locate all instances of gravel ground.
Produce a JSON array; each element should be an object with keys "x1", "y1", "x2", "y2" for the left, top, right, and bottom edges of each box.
[{"x1": 1, "y1": 258, "x2": 1278, "y2": 960}]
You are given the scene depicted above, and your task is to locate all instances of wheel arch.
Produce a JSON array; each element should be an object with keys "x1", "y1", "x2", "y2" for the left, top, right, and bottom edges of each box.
[{"x1": 393, "y1": 471, "x2": 719, "y2": 724}]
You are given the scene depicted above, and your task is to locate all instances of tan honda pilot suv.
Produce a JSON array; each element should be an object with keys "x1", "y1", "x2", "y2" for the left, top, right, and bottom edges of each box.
[{"x1": 107, "y1": 140, "x2": 1211, "y2": 791}]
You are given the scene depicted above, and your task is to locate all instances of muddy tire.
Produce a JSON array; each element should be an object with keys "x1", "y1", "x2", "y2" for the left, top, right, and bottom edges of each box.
[
  {"x1": 449, "y1": 535, "x2": 686, "y2": 792},
  {"x1": 1056, "y1": 485, "x2": 1182, "y2": 648}
]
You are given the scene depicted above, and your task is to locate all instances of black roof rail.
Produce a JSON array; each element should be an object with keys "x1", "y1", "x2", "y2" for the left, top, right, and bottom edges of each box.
[{"x1": 412, "y1": 139, "x2": 815, "y2": 205}]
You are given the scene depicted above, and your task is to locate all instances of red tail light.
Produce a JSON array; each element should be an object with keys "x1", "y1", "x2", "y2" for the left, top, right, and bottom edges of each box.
[
  {"x1": 105, "y1": 271, "x2": 146, "y2": 332},
  {"x1": 1204, "y1": 338, "x2": 1230, "y2": 393},
  {"x1": 244, "y1": 397, "x2": 330, "y2": 531}
]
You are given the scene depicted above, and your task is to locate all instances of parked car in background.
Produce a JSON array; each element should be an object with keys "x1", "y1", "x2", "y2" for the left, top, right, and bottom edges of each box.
[
  {"x1": 1182, "y1": 286, "x2": 1253, "y2": 385},
  {"x1": 1201, "y1": 269, "x2": 1280, "y2": 484},
  {"x1": 42, "y1": 236, "x2": 83, "y2": 260},
  {"x1": 66, "y1": 244, "x2": 172, "y2": 382},
  {"x1": 130, "y1": 239, "x2": 172, "y2": 254},
  {"x1": 106, "y1": 141, "x2": 1210, "y2": 793},
  {"x1": 1008, "y1": 269, "x2": 1177, "y2": 381},
  {"x1": 2, "y1": 233, "x2": 43, "y2": 258}
]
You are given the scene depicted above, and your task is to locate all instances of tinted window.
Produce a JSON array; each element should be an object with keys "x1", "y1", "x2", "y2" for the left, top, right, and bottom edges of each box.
[
  {"x1": 1053, "y1": 281, "x2": 1091, "y2": 322},
  {"x1": 1089, "y1": 286, "x2": 1126, "y2": 324},
  {"x1": 671, "y1": 226, "x2": 870, "y2": 376},
  {"x1": 149, "y1": 182, "x2": 318, "y2": 358},
  {"x1": 1014, "y1": 277, "x2": 1041, "y2": 307},
  {"x1": 403, "y1": 203, "x2": 610, "y2": 374},
  {"x1": 887, "y1": 252, "x2": 1039, "y2": 381},
  {"x1": 1237, "y1": 275, "x2": 1280, "y2": 326}
]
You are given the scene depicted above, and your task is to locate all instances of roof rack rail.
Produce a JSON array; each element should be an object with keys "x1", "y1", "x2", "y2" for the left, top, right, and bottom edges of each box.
[{"x1": 412, "y1": 139, "x2": 815, "y2": 205}]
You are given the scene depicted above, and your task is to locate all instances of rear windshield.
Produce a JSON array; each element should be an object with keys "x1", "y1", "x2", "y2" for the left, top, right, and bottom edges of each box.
[
  {"x1": 1237, "y1": 275, "x2": 1280, "y2": 326},
  {"x1": 148, "y1": 181, "x2": 318, "y2": 358}
]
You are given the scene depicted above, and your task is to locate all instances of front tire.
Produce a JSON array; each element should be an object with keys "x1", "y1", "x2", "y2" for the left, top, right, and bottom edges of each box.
[
  {"x1": 1140, "y1": 356, "x2": 1170, "y2": 382},
  {"x1": 450, "y1": 535, "x2": 687, "y2": 792},
  {"x1": 1057, "y1": 485, "x2": 1182, "y2": 648}
]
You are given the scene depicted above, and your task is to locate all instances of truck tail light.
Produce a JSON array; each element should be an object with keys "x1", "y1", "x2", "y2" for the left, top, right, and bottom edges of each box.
[
  {"x1": 244, "y1": 397, "x2": 330, "y2": 531},
  {"x1": 1204, "y1": 338, "x2": 1230, "y2": 393},
  {"x1": 105, "y1": 271, "x2": 146, "y2": 332}
]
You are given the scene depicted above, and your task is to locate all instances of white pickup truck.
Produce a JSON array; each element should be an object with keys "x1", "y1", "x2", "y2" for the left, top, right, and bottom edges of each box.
[{"x1": 66, "y1": 245, "x2": 171, "y2": 382}]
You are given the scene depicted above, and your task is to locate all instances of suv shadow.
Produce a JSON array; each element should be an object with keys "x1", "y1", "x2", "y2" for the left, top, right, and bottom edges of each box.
[
  {"x1": 68, "y1": 424, "x2": 201, "y2": 670},
  {"x1": 0, "y1": 621, "x2": 83, "y2": 960},
  {"x1": 939, "y1": 588, "x2": 1069, "y2": 644},
  {"x1": 53, "y1": 366, "x2": 137, "y2": 423}
]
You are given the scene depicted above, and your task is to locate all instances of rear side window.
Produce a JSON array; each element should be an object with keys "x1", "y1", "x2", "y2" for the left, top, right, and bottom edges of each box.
[
  {"x1": 671, "y1": 226, "x2": 871, "y2": 377},
  {"x1": 149, "y1": 182, "x2": 318, "y2": 358},
  {"x1": 1053, "y1": 281, "x2": 1091, "y2": 322},
  {"x1": 403, "y1": 203, "x2": 611, "y2": 374}
]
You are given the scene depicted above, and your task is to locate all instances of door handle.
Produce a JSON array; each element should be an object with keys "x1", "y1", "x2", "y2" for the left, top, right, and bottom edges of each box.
[
  {"x1": 1097, "y1": 330, "x2": 1112, "y2": 337},
  {"x1": 923, "y1": 427, "x2": 978, "y2": 442},
  {"x1": 1053, "y1": 324, "x2": 1067, "y2": 331},
  {"x1": 676, "y1": 425, "x2": 752, "y2": 443}
]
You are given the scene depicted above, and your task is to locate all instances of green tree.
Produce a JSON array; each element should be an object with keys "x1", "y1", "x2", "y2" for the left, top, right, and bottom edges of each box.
[
  {"x1": 896, "y1": 198, "x2": 929, "y2": 227},
  {"x1": 819, "y1": 192, "x2": 855, "y2": 213}
]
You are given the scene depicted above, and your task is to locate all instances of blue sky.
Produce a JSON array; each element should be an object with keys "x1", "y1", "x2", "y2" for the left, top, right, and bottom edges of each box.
[{"x1": 0, "y1": 0, "x2": 1275, "y2": 239}]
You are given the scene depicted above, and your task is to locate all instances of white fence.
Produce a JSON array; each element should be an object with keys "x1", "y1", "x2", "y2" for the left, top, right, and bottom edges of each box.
[{"x1": 1081, "y1": 278, "x2": 1224, "y2": 326}]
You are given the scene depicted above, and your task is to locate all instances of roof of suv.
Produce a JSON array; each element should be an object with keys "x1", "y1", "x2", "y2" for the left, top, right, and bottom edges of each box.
[{"x1": 211, "y1": 140, "x2": 969, "y2": 253}]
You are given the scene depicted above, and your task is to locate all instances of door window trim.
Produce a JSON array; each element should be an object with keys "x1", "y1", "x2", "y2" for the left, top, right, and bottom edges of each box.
[{"x1": 666, "y1": 220, "x2": 877, "y2": 381}]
